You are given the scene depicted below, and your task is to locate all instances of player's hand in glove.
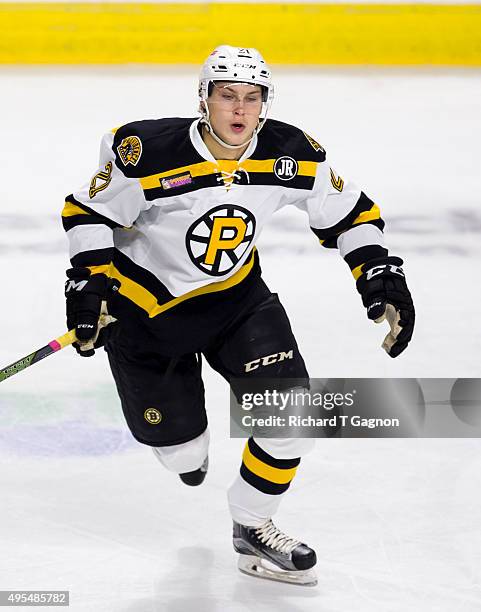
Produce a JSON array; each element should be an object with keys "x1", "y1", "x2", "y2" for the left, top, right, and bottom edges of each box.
[
  {"x1": 65, "y1": 267, "x2": 120, "y2": 357},
  {"x1": 356, "y1": 256, "x2": 415, "y2": 358}
]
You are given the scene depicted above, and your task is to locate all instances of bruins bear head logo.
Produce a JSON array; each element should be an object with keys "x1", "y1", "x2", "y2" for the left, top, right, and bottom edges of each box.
[{"x1": 117, "y1": 135, "x2": 142, "y2": 166}]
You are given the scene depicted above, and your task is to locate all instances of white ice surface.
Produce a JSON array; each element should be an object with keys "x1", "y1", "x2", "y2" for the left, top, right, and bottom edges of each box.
[{"x1": 1, "y1": 68, "x2": 481, "y2": 611}]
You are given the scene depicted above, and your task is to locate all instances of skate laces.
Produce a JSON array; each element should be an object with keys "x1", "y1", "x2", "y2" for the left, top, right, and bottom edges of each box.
[{"x1": 255, "y1": 519, "x2": 301, "y2": 555}]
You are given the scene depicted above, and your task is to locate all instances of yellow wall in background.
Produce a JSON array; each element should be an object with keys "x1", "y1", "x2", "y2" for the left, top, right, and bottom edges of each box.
[{"x1": 1, "y1": 3, "x2": 480, "y2": 65}]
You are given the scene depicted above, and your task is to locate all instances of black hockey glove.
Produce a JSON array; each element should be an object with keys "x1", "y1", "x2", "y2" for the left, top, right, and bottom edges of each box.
[
  {"x1": 356, "y1": 256, "x2": 415, "y2": 358},
  {"x1": 65, "y1": 267, "x2": 119, "y2": 357}
]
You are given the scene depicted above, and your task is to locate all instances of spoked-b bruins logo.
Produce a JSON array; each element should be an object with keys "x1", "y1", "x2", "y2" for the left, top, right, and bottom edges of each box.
[
  {"x1": 186, "y1": 205, "x2": 256, "y2": 277},
  {"x1": 144, "y1": 408, "x2": 162, "y2": 425}
]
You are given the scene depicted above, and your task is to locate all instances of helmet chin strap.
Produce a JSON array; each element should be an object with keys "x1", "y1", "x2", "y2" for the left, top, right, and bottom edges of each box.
[
  {"x1": 199, "y1": 98, "x2": 262, "y2": 150},
  {"x1": 200, "y1": 118, "x2": 255, "y2": 150}
]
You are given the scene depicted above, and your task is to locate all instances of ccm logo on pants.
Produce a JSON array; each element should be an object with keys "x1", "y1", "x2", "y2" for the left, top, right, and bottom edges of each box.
[{"x1": 244, "y1": 350, "x2": 293, "y2": 373}]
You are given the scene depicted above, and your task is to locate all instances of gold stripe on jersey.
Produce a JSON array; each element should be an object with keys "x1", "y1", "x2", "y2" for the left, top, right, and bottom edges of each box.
[
  {"x1": 139, "y1": 158, "x2": 318, "y2": 191},
  {"x1": 140, "y1": 161, "x2": 217, "y2": 190},
  {"x1": 353, "y1": 204, "x2": 381, "y2": 225},
  {"x1": 87, "y1": 249, "x2": 256, "y2": 317},
  {"x1": 317, "y1": 203, "x2": 381, "y2": 247},
  {"x1": 298, "y1": 161, "x2": 318, "y2": 177},
  {"x1": 242, "y1": 443, "x2": 298, "y2": 484},
  {"x1": 240, "y1": 159, "x2": 317, "y2": 177},
  {"x1": 62, "y1": 201, "x2": 90, "y2": 218}
]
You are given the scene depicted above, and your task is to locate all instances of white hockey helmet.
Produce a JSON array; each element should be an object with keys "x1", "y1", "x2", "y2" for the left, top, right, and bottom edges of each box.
[{"x1": 198, "y1": 45, "x2": 274, "y2": 149}]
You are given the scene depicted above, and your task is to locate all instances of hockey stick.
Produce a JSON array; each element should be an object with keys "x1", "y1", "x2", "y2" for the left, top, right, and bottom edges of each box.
[
  {"x1": 0, "y1": 308, "x2": 115, "y2": 383},
  {"x1": 0, "y1": 329, "x2": 77, "y2": 383}
]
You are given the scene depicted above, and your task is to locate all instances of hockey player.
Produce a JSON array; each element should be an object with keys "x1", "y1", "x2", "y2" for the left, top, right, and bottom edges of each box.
[{"x1": 62, "y1": 46, "x2": 415, "y2": 586}]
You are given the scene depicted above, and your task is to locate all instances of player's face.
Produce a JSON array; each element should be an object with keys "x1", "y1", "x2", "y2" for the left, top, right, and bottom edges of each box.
[{"x1": 206, "y1": 82, "x2": 263, "y2": 146}]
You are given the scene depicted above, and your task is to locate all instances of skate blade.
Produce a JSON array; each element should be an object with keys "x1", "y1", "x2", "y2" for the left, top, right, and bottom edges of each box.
[{"x1": 238, "y1": 554, "x2": 318, "y2": 587}]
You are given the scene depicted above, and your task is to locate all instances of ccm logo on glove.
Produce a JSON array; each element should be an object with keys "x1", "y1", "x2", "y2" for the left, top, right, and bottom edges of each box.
[
  {"x1": 366, "y1": 263, "x2": 404, "y2": 281},
  {"x1": 356, "y1": 256, "x2": 415, "y2": 358},
  {"x1": 65, "y1": 267, "x2": 119, "y2": 357}
]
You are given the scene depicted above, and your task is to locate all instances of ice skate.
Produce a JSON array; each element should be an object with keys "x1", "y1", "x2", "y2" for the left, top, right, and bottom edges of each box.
[
  {"x1": 179, "y1": 455, "x2": 208, "y2": 486},
  {"x1": 233, "y1": 519, "x2": 317, "y2": 586}
]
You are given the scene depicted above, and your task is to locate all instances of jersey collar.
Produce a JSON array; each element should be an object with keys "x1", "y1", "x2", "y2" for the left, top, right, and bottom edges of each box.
[{"x1": 189, "y1": 118, "x2": 258, "y2": 163}]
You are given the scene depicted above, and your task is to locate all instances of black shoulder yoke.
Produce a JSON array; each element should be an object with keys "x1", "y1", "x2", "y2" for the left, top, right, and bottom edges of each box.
[
  {"x1": 254, "y1": 119, "x2": 327, "y2": 162},
  {"x1": 112, "y1": 117, "x2": 204, "y2": 177}
]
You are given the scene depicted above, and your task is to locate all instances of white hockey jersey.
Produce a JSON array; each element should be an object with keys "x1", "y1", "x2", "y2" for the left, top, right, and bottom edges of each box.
[{"x1": 62, "y1": 117, "x2": 387, "y2": 318}]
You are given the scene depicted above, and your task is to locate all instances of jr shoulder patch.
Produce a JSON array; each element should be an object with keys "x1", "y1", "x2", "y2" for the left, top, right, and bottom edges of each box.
[
  {"x1": 117, "y1": 135, "x2": 143, "y2": 166},
  {"x1": 303, "y1": 131, "x2": 325, "y2": 154}
]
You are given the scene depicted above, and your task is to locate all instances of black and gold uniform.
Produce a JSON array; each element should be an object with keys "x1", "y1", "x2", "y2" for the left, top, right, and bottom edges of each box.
[{"x1": 63, "y1": 116, "x2": 387, "y2": 446}]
